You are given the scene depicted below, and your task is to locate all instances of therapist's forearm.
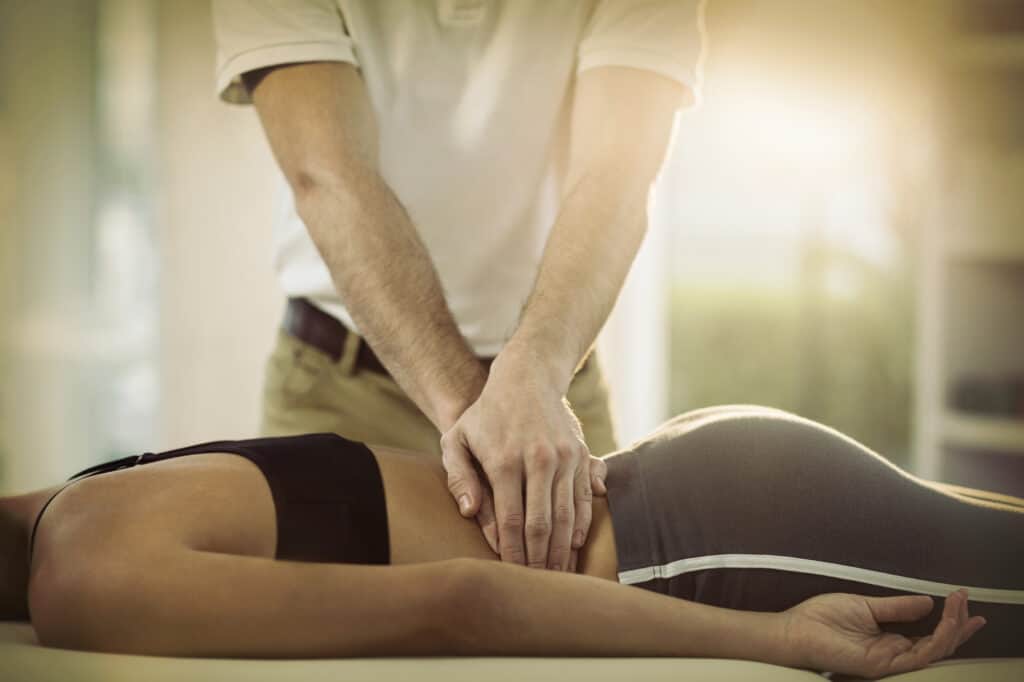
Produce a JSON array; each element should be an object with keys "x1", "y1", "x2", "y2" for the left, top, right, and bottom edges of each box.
[
  {"x1": 248, "y1": 62, "x2": 485, "y2": 432},
  {"x1": 500, "y1": 66, "x2": 683, "y2": 392},
  {"x1": 294, "y1": 170, "x2": 486, "y2": 431},
  {"x1": 502, "y1": 169, "x2": 649, "y2": 391}
]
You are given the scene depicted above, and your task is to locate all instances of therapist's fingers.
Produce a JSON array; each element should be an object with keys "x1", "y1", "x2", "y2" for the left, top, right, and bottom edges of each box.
[
  {"x1": 440, "y1": 430, "x2": 483, "y2": 517},
  {"x1": 491, "y1": 457, "x2": 527, "y2": 565},
  {"x1": 589, "y1": 455, "x2": 608, "y2": 496},
  {"x1": 547, "y1": 461, "x2": 576, "y2": 571},
  {"x1": 571, "y1": 456, "x2": 593, "y2": 550},
  {"x1": 476, "y1": 483, "x2": 499, "y2": 555},
  {"x1": 523, "y1": 446, "x2": 558, "y2": 569}
]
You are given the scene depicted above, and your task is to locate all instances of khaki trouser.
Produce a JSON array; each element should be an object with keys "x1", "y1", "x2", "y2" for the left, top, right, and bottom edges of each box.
[{"x1": 260, "y1": 328, "x2": 619, "y2": 456}]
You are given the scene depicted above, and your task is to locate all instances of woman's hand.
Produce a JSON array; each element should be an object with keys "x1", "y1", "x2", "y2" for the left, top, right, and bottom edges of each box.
[{"x1": 782, "y1": 589, "x2": 986, "y2": 679}]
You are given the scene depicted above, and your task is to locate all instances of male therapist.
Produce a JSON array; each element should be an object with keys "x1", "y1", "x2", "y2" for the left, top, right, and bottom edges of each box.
[{"x1": 213, "y1": 0, "x2": 704, "y2": 573}]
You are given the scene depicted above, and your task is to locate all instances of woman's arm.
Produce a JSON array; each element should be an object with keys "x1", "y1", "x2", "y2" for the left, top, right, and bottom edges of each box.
[
  {"x1": 30, "y1": 543, "x2": 977, "y2": 674},
  {"x1": 32, "y1": 542, "x2": 781, "y2": 659}
]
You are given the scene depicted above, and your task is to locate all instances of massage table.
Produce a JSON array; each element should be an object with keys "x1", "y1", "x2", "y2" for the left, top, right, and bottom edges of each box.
[{"x1": 2, "y1": 622, "x2": 1022, "y2": 681}]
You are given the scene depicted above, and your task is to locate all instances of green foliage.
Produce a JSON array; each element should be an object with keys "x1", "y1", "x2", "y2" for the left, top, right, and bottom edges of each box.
[
  {"x1": 669, "y1": 250, "x2": 914, "y2": 468},
  {"x1": 669, "y1": 284, "x2": 804, "y2": 412}
]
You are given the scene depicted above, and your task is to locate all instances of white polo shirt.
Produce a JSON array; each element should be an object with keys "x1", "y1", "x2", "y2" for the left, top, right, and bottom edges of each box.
[{"x1": 214, "y1": 0, "x2": 704, "y2": 355}]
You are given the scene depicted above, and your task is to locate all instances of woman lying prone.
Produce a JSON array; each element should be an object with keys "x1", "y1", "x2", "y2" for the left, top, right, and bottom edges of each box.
[{"x1": 1, "y1": 405, "x2": 1021, "y2": 678}]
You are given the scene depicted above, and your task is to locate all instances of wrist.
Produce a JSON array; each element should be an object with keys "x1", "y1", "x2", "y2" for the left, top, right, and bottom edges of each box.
[
  {"x1": 435, "y1": 397, "x2": 474, "y2": 433},
  {"x1": 764, "y1": 611, "x2": 802, "y2": 668},
  {"x1": 431, "y1": 358, "x2": 489, "y2": 432},
  {"x1": 715, "y1": 610, "x2": 795, "y2": 667},
  {"x1": 495, "y1": 337, "x2": 576, "y2": 395}
]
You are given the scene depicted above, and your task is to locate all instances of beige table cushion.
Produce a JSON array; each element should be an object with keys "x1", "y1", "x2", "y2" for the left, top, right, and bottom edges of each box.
[{"x1": 2, "y1": 622, "x2": 1021, "y2": 681}]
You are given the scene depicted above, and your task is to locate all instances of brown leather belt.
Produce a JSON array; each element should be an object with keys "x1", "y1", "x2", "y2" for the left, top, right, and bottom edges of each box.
[{"x1": 282, "y1": 298, "x2": 496, "y2": 376}]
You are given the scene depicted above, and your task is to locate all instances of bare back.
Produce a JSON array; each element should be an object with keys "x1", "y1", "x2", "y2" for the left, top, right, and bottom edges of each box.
[{"x1": 30, "y1": 446, "x2": 618, "y2": 581}]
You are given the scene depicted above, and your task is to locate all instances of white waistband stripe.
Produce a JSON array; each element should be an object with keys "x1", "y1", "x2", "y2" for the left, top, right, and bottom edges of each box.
[{"x1": 617, "y1": 553, "x2": 1024, "y2": 605}]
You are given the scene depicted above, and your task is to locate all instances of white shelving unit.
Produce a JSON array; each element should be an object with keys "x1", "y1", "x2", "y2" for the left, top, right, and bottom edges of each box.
[{"x1": 913, "y1": 2, "x2": 1024, "y2": 493}]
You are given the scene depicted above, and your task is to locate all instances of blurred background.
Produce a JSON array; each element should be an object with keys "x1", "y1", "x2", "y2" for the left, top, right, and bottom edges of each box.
[{"x1": 1, "y1": 0, "x2": 1023, "y2": 497}]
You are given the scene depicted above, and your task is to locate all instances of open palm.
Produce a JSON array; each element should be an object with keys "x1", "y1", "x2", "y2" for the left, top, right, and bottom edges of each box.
[{"x1": 783, "y1": 589, "x2": 986, "y2": 679}]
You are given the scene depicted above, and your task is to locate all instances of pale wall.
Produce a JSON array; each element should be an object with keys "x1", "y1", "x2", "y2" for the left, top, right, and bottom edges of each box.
[{"x1": 154, "y1": 0, "x2": 283, "y2": 448}]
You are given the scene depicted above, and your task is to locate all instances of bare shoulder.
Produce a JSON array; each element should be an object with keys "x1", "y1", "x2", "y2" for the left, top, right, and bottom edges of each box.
[
  {"x1": 31, "y1": 453, "x2": 276, "y2": 572},
  {"x1": 27, "y1": 453, "x2": 277, "y2": 647}
]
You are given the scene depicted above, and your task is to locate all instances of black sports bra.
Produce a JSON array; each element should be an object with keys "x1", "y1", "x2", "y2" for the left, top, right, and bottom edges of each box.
[{"x1": 28, "y1": 433, "x2": 390, "y2": 567}]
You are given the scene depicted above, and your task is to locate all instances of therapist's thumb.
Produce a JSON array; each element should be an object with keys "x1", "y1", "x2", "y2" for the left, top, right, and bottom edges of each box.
[{"x1": 441, "y1": 431, "x2": 483, "y2": 517}]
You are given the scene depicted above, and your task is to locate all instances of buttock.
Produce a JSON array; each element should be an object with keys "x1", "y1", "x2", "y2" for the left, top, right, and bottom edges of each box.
[{"x1": 600, "y1": 408, "x2": 1024, "y2": 658}]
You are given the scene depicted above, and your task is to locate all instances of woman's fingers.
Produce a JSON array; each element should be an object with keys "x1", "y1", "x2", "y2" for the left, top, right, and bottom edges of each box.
[
  {"x1": 929, "y1": 591, "x2": 964, "y2": 660},
  {"x1": 953, "y1": 588, "x2": 986, "y2": 649},
  {"x1": 883, "y1": 590, "x2": 984, "y2": 676},
  {"x1": 955, "y1": 591, "x2": 968, "y2": 647},
  {"x1": 919, "y1": 591, "x2": 974, "y2": 660},
  {"x1": 960, "y1": 616, "x2": 987, "y2": 648},
  {"x1": 888, "y1": 616, "x2": 955, "y2": 674},
  {"x1": 867, "y1": 594, "x2": 934, "y2": 623}
]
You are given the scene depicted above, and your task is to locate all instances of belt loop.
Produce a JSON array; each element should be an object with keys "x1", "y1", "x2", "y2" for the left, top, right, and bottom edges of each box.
[{"x1": 338, "y1": 327, "x2": 361, "y2": 375}]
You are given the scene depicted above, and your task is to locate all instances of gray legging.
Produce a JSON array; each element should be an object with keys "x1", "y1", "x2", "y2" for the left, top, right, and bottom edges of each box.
[{"x1": 603, "y1": 406, "x2": 1024, "y2": 658}]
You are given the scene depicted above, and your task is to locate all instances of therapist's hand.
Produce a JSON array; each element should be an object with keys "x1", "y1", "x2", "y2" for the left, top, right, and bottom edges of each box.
[{"x1": 440, "y1": 354, "x2": 608, "y2": 571}]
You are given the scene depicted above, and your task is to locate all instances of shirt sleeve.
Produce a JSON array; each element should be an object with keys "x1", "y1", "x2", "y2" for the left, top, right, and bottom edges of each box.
[
  {"x1": 212, "y1": 0, "x2": 357, "y2": 105},
  {"x1": 578, "y1": 0, "x2": 707, "y2": 107}
]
